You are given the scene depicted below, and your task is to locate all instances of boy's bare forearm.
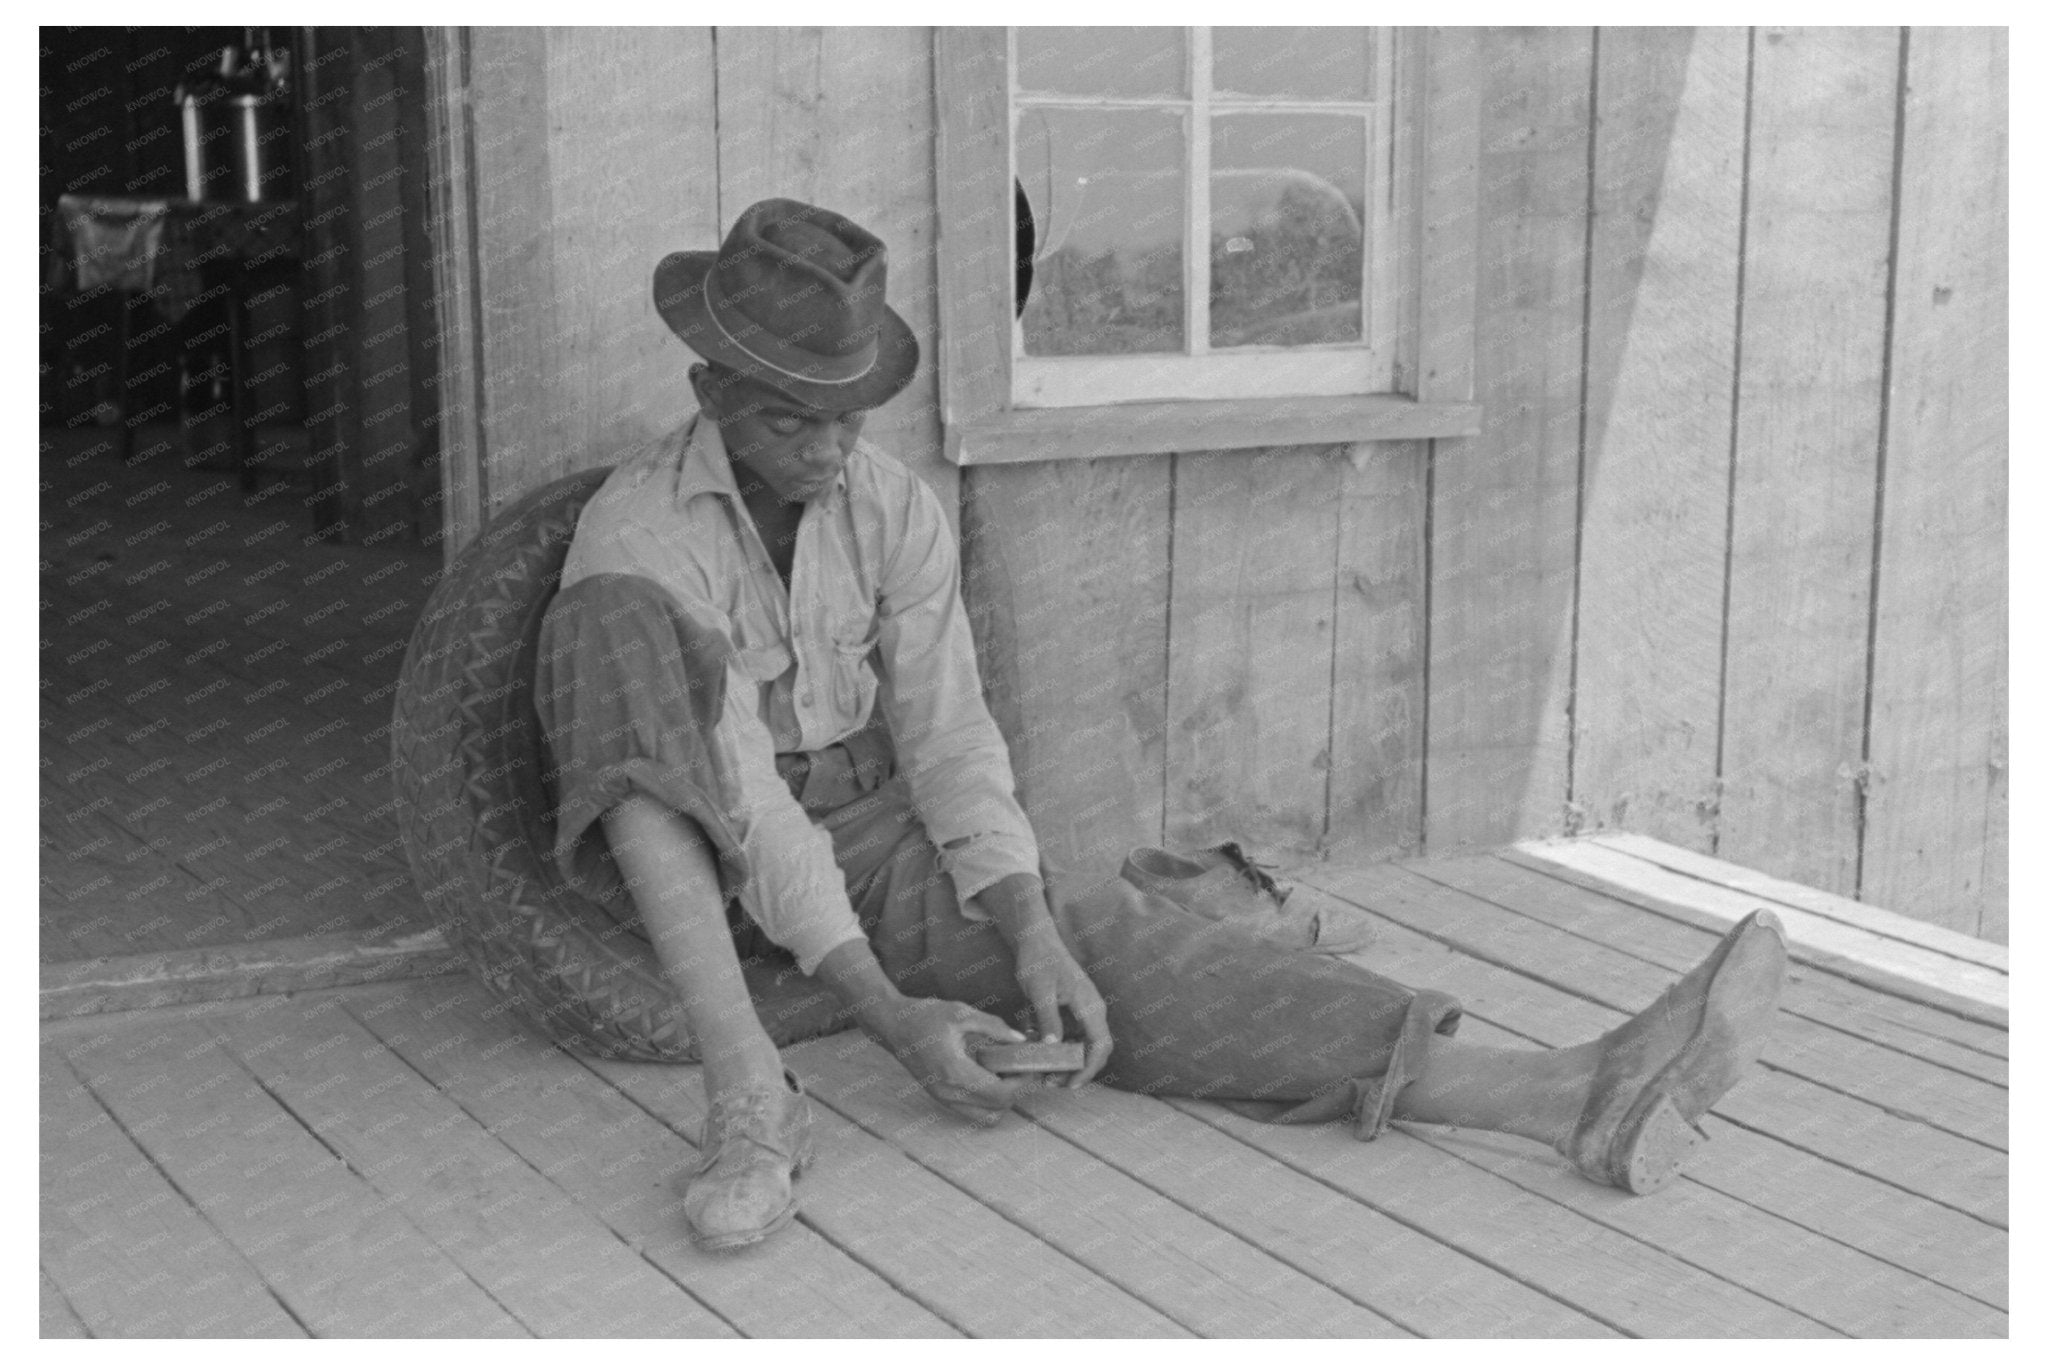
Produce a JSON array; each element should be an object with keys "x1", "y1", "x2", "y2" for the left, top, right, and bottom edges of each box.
[{"x1": 814, "y1": 938, "x2": 907, "y2": 1037}]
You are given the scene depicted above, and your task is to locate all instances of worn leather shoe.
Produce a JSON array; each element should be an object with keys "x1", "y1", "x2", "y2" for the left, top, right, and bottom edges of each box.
[
  {"x1": 683, "y1": 1069, "x2": 817, "y2": 1251},
  {"x1": 1565, "y1": 908, "x2": 1788, "y2": 1195},
  {"x1": 1119, "y1": 842, "x2": 1374, "y2": 954}
]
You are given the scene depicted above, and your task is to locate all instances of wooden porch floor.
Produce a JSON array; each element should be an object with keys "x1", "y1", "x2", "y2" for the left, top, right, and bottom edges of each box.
[{"x1": 40, "y1": 842, "x2": 2007, "y2": 1338}]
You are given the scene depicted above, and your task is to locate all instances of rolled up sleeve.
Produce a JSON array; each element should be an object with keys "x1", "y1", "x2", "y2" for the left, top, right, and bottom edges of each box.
[{"x1": 874, "y1": 478, "x2": 1042, "y2": 915}]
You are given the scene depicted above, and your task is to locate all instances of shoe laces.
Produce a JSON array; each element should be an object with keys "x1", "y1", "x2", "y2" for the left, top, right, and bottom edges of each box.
[
  {"x1": 700, "y1": 1083, "x2": 801, "y2": 1169},
  {"x1": 1214, "y1": 841, "x2": 1289, "y2": 902}
]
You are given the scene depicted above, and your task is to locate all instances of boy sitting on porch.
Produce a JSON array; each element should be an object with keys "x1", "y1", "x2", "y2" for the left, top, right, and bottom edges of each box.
[{"x1": 535, "y1": 198, "x2": 1789, "y2": 1252}]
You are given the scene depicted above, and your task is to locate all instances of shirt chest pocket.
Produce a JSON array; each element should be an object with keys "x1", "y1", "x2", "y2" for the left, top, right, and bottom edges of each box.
[{"x1": 826, "y1": 616, "x2": 882, "y2": 722}]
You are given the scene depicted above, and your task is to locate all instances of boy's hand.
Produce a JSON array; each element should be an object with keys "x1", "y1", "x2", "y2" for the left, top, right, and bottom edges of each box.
[
  {"x1": 975, "y1": 871, "x2": 1114, "y2": 1089},
  {"x1": 873, "y1": 996, "x2": 1029, "y2": 1124}
]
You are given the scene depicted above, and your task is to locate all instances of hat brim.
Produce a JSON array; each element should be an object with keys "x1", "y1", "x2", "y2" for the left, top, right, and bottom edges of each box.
[{"x1": 653, "y1": 251, "x2": 920, "y2": 412}]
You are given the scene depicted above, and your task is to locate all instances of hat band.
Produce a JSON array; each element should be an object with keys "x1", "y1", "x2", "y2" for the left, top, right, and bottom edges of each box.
[{"x1": 701, "y1": 271, "x2": 879, "y2": 388}]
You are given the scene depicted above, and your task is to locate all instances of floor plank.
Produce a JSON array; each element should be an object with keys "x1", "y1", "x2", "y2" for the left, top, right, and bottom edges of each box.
[
  {"x1": 41, "y1": 1048, "x2": 303, "y2": 1338},
  {"x1": 1492, "y1": 848, "x2": 2008, "y2": 1067},
  {"x1": 1014, "y1": 1078, "x2": 1613, "y2": 1337},
  {"x1": 1406, "y1": 1017, "x2": 2003, "y2": 1336},
  {"x1": 1306, "y1": 882, "x2": 2008, "y2": 1309},
  {"x1": 1447, "y1": 852, "x2": 2008, "y2": 1088},
  {"x1": 1309, "y1": 863, "x2": 2006, "y2": 1227},
  {"x1": 346, "y1": 978, "x2": 956, "y2": 1338},
  {"x1": 40, "y1": 1268, "x2": 92, "y2": 1339},
  {"x1": 206, "y1": 994, "x2": 735, "y2": 1337},
  {"x1": 588, "y1": 1049, "x2": 1186, "y2": 1337},
  {"x1": 1170, "y1": 1100, "x2": 1832, "y2": 1337},
  {"x1": 1391, "y1": 857, "x2": 2007, "y2": 1149},
  {"x1": 790, "y1": 1029, "x2": 1406, "y2": 1338},
  {"x1": 53, "y1": 1011, "x2": 527, "y2": 1337},
  {"x1": 1517, "y1": 840, "x2": 2007, "y2": 1023},
  {"x1": 1590, "y1": 832, "x2": 2007, "y2": 970}
]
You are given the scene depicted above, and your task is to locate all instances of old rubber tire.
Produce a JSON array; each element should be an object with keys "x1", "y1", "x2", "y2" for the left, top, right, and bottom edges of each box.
[{"x1": 390, "y1": 468, "x2": 849, "y2": 1061}]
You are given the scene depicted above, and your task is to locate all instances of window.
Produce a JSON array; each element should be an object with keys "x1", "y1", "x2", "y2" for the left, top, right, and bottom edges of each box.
[
  {"x1": 1012, "y1": 27, "x2": 1396, "y2": 405},
  {"x1": 937, "y1": 27, "x2": 1481, "y2": 464}
]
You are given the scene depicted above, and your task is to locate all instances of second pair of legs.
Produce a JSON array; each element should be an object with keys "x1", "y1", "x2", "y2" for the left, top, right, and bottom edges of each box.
[{"x1": 606, "y1": 795, "x2": 1790, "y2": 1252}]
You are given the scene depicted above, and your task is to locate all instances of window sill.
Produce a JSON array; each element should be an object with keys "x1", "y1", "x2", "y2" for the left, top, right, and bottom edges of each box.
[{"x1": 944, "y1": 395, "x2": 1482, "y2": 465}]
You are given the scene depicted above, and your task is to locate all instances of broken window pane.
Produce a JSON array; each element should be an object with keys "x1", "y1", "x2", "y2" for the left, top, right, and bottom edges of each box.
[
  {"x1": 1016, "y1": 107, "x2": 1186, "y2": 356},
  {"x1": 1209, "y1": 112, "x2": 1368, "y2": 348}
]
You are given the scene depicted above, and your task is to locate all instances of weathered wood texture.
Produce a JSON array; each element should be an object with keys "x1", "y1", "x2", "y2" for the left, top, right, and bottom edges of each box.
[
  {"x1": 427, "y1": 25, "x2": 2004, "y2": 937},
  {"x1": 1860, "y1": 28, "x2": 2008, "y2": 938},
  {"x1": 1423, "y1": 26, "x2": 1591, "y2": 852},
  {"x1": 447, "y1": 27, "x2": 953, "y2": 529},
  {"x1": 1572, "y1": 27, "x2": 1748, "y2": 851},
  {"x1": 1715, "y1": 27, "x2": 1895, "y2": 894},
  {"x1": 41, "y1": 844, "x2": 2005, "y2": 1337}
]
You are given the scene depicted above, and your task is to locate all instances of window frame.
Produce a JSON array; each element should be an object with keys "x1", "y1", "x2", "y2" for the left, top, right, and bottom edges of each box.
[{"x1": 936, "y1": 25, "x2": 1481, "y2": 466}]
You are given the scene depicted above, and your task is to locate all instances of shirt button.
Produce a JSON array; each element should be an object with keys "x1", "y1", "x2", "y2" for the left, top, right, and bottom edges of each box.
[{"x1": 800, "y1": 691, "x2": 814, "y2": 707}]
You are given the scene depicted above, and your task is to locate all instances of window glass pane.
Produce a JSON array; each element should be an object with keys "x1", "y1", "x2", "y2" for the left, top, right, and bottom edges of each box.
[
  {"x1": 1017, "y1": 108, "x2": 1185, "y2": 356},
  {"x1": 1212, "y1": 27, "x2": 1373, "y2": 102},
  {"x1": 1209, "y1": 113, "x2": 1367, "y2": 348},
  {"x1": 1016, "y1": 27, "x2": 1186, "y2": 100}
]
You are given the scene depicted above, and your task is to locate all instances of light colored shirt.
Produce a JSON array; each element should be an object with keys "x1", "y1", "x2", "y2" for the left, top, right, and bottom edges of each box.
[{"x1": 558, "y1": 413, "x2": 1040, "y2": 973}]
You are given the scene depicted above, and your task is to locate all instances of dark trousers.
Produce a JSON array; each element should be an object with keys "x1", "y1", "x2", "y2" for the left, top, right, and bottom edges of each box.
[{"x1": 536, "y1": 572, "x2": 1461, "y2": 1137}]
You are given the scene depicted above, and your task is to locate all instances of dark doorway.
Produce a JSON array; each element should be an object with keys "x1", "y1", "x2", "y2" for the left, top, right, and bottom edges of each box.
[{"x1": 40, "y1": 28, "x2": 447, "y2": 982}]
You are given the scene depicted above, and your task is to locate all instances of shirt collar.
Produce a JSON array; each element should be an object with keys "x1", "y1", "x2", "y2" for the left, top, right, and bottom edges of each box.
[{"x1": 673, "y1": 411, "x2": 849, "y2": 507}]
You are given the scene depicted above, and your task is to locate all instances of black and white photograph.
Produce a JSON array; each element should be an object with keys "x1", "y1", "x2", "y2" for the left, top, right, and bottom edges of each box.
[{"x1": 36, "y1": 19, "x2": 2010, "y2": 1340}]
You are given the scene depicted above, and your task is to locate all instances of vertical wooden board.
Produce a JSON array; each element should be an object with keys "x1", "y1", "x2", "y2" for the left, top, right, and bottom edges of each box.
[
  {"x1": 1424, "y1": 27, "x2": 1591, "y2": 853},
  {"x1": 1863, "y1": 27, "x2": 2007, "y2": 938},
  {"x1": 965, "y1": 457, "x2": 1173, "y2": 885},
  {"x1": 55, "y1": 1011, "x2": 526, "y2": 1337},
  {"x1": 421, "y1": 27, "x2": 486, "y2": 555},
  {"x1": 1166, "y1": 447, "x2": 1344, "y2": 856},
  {"x1": 1716, "y1": 27, "x2": 1896, "y2": 895},
  {"x1": 41, "y1": 1048, "x2": 302, "y2": 1338},
  {"x1": 1572, "y1": 27, "x2": 1748, "y2": 849},
  {"x1": 543, "y1": 28, "x2": 718, "y2": 473},
  {"x1": 1328, "y1": 442, "x2": 1426, "y2": 860},
  {"x1": 713, "y1": 26, "x2": 952, "y2": 505},
  {"x1": 466, "y1": 27, "x2": 563, "y2": 516}
]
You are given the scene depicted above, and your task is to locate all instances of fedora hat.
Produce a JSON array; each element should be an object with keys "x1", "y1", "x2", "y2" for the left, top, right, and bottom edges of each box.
[{"x1": 654, "y1": 197, "x2": 919, "y2": 411}]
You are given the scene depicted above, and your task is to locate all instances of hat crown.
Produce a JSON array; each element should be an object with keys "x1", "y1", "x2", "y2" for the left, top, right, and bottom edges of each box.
[
  {"x1": 711, "y1": 199, "x2": 888, "y2": 368},
  {"x1": 651, "y1": 196, "x2": 920, "y2": 407}
]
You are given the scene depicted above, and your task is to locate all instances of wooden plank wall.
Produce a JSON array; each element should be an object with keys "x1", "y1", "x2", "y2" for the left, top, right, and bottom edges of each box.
[
  {"x1": 437, "y1": 26, "x2": 2005, "y2": 938},
  {"x1": 445, "y1": 26, "x2": 953, "y2": 526},
  {"x1": 1429, "y1": 26, "x2": 2004, "y2": 939}
]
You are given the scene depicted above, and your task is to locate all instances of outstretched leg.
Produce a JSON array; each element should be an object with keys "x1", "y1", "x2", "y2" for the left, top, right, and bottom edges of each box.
[
  {"x1": 1391, "y1": 1036, "x2": 1600, "y2": 1148},
  {"x1": 827, "y1": 787, "x2": 1789, "y2": 1193}
]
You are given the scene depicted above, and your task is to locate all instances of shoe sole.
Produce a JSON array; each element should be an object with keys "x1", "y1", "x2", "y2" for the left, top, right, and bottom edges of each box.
[
  {"x1": 1576, "y1": 909, "x2": 1786, "y2": 1194},
  {"x1": 1614, "y1": 1093, "x2": 1708, "y2": 1195}
]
